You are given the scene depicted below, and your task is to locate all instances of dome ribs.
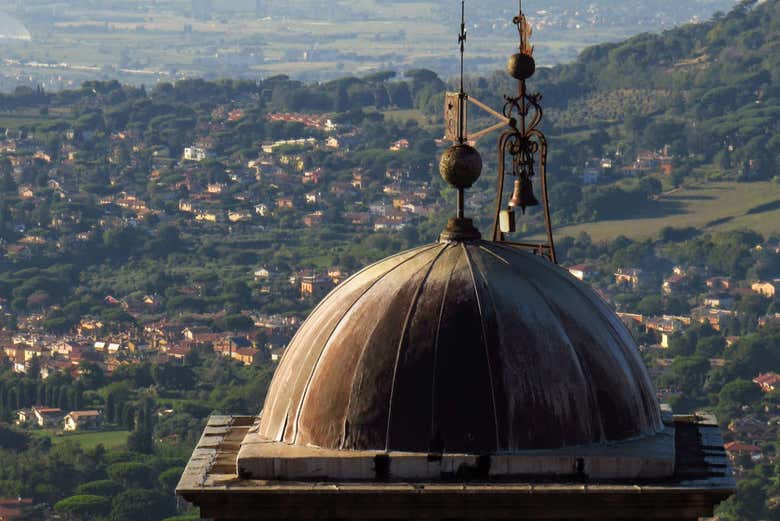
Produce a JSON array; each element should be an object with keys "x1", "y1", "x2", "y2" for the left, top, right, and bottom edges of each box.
[
  {"x1": 566, "y1": 278, "x2": 663, "y2": 433},
  {"x1": 566, "y1": 276, "x2": 663, "y2": 432},
  {"x1": 384, "y1": 244, "x2": 453, "y2": 452},
  {"x1": 257, "y1": 241, "x2": 664, "y2": 454},
  {"x1": 536, "y1": 251, "x2": 662, "y2": 434},
  {"x1": 427, "y1": 243, "x2": 459, "y2": 453},
  {"x1": 431, "y1": 247, "x2": 497, "y2": 454},
  {"x1": 491, "y1": 244, "x2": 639, "y2": 432},
  {"x1": 462, "y1": 243, "x2": 502, "y2": 452},
  {"x1": 487, "y1": 243, "x2": 662, "y2": 439},
  {"x1": 477, "y1": 243, "x2": 600, "y2": 448},
  {"x1": 298, "y1": 245, "x2": 443, "y2": 449},
  {"x1": 258, "y1": 244, "x2": 439, "y2": 445}
]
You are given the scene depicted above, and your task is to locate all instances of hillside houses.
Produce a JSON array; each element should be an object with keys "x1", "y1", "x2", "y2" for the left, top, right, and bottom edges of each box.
[
  {"x1": 212, "y1": 336, "x2": 266, "y2": 366},
  {"x1": 759, "y1": 314, "x2": 780, "y2": 328},
  {"x1": 567, "y1": 264, "x2": 594, "y2": 281},
  {"x1": 645, "y1": 315, "x2": 692, "y2": 335},
  {"x1": 693, "y1": 307, "x2": 737, "y2": 331},
  {"x1": 299, "y1": 271, "x2": 334, "y2": 300},
  {"x1": 276, "y1": 197, "x2": 294, "y2": 209},
  {"x1": 661, "y1": 266, "x2": 700, "y2": 295},
  {"x1": 575, "y1": 147, "x2": 673, "y2": 185},
  {"x1": 303, "y1": 211, "x2": 324, "y2": 228},
  {"x1": 183, "y1": 146, "x2": 213, "y2": 162},
  {"x1": 728, "y1": 415, "x2": 768, "y2": 440},
  {"x1": 634, "y1": 149, "x2": 674, "y2": 175},
  {"x1": 16, "y1": 407, "x2": 102, "y2": 432},
  {"x1": 753, "y1": 372, "x2": 780, "y2": 393},
  {"x1": 389, "y1": 138, "x2": 409, "y2": 151},
  {"x1": 63, "y1": 410, "x2": 102, "y2": 432},
  {"x1": 266, "y1": 113, "x2": 336, "y2": 132},
  {"x1": 725, "y1": 441, "x2": 763, "y2": 463},
  {"x1": 0, "y1": 105, "x2": 443, "y2": 239},
  {"x1": 707, "y1": 277, "x2": 735, "y2": 291},
  {"x1": 228, "y1": 209, "x2": 253, "y2": 223},
  {"x1": 29, "y1": 406, "x2": 65, "y2": 427},
  {"x1": 703, "y1": 292, "x2": 736, "y2": 309},
  {"x1": 614, "y1": 268, "x2": 647, "y2": 289},
  {"x1": 262, "y1": 138, "x2": 317, "y2": 155},
  {"x1": 752, "y1": 280, "x2": 778, "y2": 298}
]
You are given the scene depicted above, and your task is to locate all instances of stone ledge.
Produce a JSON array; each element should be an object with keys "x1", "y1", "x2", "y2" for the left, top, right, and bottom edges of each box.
[
  {"x1": 177, "y1": 415, "x2": 734, "y2": 521},
  {"x1": 236, "y1": 423, "x2": 675, "y2": 481}
]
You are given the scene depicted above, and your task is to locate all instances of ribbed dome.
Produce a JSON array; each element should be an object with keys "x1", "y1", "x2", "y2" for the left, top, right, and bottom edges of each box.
[{"x1": 258, "y1": 241, "x2": 663, "y2": 453}]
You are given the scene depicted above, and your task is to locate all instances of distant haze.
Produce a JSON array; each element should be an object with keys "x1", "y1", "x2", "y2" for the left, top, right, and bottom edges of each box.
[
  {"x1": 0, "y1": 0, "x2": 738, "y2": 92},
  {"x1": 0, "y1": 11, "x2": 31, "y2": 40}
]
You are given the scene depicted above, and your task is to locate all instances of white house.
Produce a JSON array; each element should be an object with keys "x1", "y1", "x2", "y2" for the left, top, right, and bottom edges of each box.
[
  {"x1": 63, "y1": 410, "x2": 102, "y2": 432},
  {"x1": 183, "y1": 147, "x2": 213, "y2": 162},
  {"x1": 567, "y1": 264, "x2": 592, "y2": 281},
  {"x1": 32, "y1": 406, "x2": 65, "y2": 427},
  {"x1": 752, "y1": 280, "x2": 778, "y2": 298}
]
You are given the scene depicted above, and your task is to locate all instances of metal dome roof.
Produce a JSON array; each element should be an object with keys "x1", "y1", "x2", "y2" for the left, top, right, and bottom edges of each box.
[{"x1": 257, "y1": 241, "x2": 663, "y2": 454}]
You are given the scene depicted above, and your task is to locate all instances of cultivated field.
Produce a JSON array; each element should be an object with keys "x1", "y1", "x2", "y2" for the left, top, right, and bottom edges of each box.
[
  {"x1": 34, "y1": 429, "x2": 130, "y2": 450},
  {"x1": 549, "y1": 181, "x2": 780, "y2": 242}
]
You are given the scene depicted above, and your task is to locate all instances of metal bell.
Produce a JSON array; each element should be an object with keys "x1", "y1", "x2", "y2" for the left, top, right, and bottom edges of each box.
[{"x1": 508, "y1": 178, "x2": 539, "y2": 214}]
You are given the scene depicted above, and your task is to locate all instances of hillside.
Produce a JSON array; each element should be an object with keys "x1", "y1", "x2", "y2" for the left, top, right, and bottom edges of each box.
[
  {"x1": 461, "y1": 0, "x2": 780, "y2": 240},
  {"x1": 0, "y1": 1, "x2": 776, "y2": 245}
]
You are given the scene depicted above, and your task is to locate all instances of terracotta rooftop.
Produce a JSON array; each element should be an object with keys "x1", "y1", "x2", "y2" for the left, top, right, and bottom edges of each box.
[
  {"x1": 753, "y1": 372, "x2": 780, "y2": 387},
  {"x1": 724, "y1": 441, "x2": 761, "y2": 453}
]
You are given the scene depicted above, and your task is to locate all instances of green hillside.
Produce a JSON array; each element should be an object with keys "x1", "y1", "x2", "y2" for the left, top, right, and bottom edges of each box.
[{"x1": 467, "y1": 0, "x2": 780, "y2": 238}]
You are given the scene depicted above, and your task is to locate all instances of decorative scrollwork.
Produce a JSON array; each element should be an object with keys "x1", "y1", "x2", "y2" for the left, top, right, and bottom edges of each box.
[
  {"x1": 502, "y1": 92, "x2": 544, "y2": 135},
  {"x1": 502, "y1": 96, "x2": 521, "y2": 120},
  {"x1": 490, "y1": 1, "x2": 557, "y2": 263}
]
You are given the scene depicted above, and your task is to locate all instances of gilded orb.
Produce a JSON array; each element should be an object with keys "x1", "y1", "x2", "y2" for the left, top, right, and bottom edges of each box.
[
  {"x1": 439, "y1": 144, "x2": 482, "y2": 189},
  {"x1": 507, "y1": 52, "x2": 536, "y2": 80}
]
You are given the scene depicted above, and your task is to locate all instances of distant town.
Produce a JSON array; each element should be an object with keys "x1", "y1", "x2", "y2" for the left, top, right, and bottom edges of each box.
[{"x1": 0, "y1": 0, "x2": 739, "y2": 91}]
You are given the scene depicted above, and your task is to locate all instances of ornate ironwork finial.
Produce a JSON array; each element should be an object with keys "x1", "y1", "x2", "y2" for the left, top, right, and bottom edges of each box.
[
  {"x1": 514, "y1": 0, "x2": 534, "y2": 57},
  {"x1": 491, "y1": 1, "x2": 557, "y2": 262}
]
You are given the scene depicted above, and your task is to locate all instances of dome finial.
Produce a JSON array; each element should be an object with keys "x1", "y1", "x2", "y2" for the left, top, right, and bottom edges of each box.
[
  {"x1": 439, "y1": 0, "x2": 482, "y2": 242},
  {"x1": 507, "y1": 0, "x2": 535, "y2": 80}
]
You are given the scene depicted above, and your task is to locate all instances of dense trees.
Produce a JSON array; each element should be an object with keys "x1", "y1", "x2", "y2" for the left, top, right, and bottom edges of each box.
[
  {"x1": 53, "y1": 495, "x2": 111, "y2": 520},
  {"x1": 110, "y1": 489, "x2": 175, "y2": 521},
  {"x1": 0, "y1": 373, "x2": 83, "y2": 420}
]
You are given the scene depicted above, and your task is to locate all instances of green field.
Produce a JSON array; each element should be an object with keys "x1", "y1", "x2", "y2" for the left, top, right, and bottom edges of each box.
[
  {"x1": 548, "y1": 181, "x2": 780, "y2": 242},
  {"x1": 33, "y1": 430, "x2": 130, "y2": 449},
  {"x1": 380, "y1": 108, "x2": 432, "y2": 126}
]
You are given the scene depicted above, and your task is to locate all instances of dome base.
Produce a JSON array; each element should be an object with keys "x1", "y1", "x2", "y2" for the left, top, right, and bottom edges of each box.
[
  {"x1": 237, "y1": 416, "x2": 675, "y2": 482},
  {"x1": 439, "y1": 217, "x2": 481, "y2": 242}
]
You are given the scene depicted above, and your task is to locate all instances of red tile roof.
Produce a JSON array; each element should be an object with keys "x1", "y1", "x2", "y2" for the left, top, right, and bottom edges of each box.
[
  {"x1": 724, "y1": 441, "x2": 761, "y2": 453},
  {"x1": 753, "y1": 372, "x2": 780, "y2": 388}
]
